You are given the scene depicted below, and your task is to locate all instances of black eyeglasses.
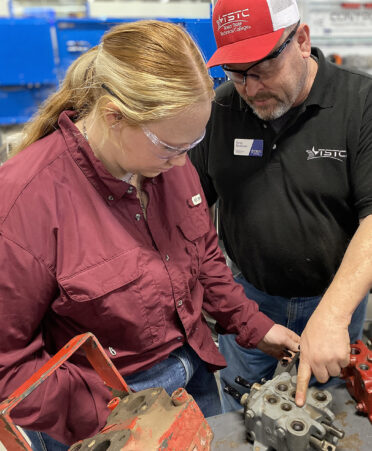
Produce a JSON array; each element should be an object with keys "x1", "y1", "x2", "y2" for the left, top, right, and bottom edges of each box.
[
  {"x1": 101, "y1": 83, "x2": 124, "y2": 102},
  {"x1": 222, "y1": 21, "x2": 300, "y2": 85}
]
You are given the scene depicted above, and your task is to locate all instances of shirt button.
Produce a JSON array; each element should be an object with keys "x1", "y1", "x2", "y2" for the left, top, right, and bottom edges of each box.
[
  {"x1": 108, "y1": 195, "x2": 114, "y2": 201},
  {"x1": 109, "y1": 347, "x2": 117, "y2": 356},
  {"x1": 177, "y1": 299, "x2": 183, "y2": 307},
  {"x1": 263, "y1": 123, "x2": 267, "y2": 129},
  {"x1": 127, "y1": 186, "x2": 134, "y2": 194},
  {"x1": 135, "y1": 214, "x2": 141, "y2": 221},
  {"x1": 272, "y1": 144, "x2": 277, "y2": 150},
  {"x1": 165, "y1": 254, "x2": 170, "y2": 261}
]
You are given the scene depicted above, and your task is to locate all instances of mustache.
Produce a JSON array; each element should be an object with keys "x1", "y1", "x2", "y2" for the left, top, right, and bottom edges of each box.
[{"x1": 246, "y1": 93, "x2": 279, "y2": 103}]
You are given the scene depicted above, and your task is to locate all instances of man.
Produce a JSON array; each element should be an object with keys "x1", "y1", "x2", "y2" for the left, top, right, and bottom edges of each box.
[{"x1": 191, "y1": 0, "x2": 372, "y2": 411}]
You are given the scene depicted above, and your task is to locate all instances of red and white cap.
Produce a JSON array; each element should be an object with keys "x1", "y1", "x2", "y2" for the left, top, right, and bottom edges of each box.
[{"x1": 207, "y1": 0, "x2": 300, "y2": 68}]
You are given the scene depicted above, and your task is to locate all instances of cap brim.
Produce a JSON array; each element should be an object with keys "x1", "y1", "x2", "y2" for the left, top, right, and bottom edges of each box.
[{"x1": 207, "y1": 29, "x2": 285, "y2": 68}]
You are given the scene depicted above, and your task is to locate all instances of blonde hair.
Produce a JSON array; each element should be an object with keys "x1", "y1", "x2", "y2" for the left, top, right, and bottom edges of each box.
[{"x1": 13, "y1": 20, "x2": 214, "y2": 155}]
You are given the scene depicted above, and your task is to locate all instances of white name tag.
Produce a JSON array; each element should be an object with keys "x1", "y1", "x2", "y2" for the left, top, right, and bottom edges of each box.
[{"x1": 234, "y1": 139, "x2": 264, "y2": 157}]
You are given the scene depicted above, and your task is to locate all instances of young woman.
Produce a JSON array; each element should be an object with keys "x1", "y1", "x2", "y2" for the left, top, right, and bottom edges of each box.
[{"x1": 0, "y1": 20, "x2": 299, "y2": 450}]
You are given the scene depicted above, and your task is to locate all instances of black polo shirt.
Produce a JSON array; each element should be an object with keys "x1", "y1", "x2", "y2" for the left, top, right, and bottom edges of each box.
[{"x1": 190, "y1": 48, "x2": 372, "y2": 297}]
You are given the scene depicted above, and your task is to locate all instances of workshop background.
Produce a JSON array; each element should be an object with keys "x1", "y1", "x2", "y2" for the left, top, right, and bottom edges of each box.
[
  {"x1": 0, "y1": 2, "x2": 372, "y2": 449},
  {"x1": 1, "y1": 0, "x2": 372, "y2": 158},
  {"x1": 1, "y1": 0, "x2": 370, "y2": 326}
]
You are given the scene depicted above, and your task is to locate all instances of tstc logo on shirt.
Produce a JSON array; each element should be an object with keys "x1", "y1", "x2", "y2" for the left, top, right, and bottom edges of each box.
[
  {"x1": 306, "y1": 147, "x2": 347, "y2": 162},
  {"x1": 216, "y1": 9, "x2": 251, "y2": 36}
]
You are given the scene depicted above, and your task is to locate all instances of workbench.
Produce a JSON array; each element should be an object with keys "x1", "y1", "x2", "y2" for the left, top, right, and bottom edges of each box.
[{"x1": 208, "y1": 384, "x2": 371, "y2": 450}]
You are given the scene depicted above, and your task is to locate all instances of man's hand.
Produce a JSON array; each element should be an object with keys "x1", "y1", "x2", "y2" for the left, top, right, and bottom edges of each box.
[
  {"x1": 257, "y1": 324, "x2": 300, "y2": 359},
  {"x1": 295, "y1": 308, "x2": 351, "y2": 407}
]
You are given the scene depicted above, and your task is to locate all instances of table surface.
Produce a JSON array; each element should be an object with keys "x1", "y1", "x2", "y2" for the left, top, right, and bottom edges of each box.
[{"x1": 208, "y1": 385, "x2": 372, "y2": 451}]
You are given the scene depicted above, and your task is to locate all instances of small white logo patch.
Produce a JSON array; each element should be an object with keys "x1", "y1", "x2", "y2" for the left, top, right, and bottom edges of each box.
[{"x1": 306, "y1": 147, "x2": 347, "y2": 162}]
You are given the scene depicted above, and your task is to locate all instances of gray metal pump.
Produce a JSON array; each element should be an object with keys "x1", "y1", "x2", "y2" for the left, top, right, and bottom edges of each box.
[{"x1": 240, "y1": 372, "x2": 344, "y2": 451}]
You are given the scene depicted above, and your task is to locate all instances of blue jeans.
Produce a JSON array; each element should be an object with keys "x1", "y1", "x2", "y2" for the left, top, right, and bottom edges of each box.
[
  {"x1": 125, "y1": 343, "x2": 221, "y2": 417},
  {"x1": 23, "y1": 431, "x2": 69, "y2": 451},
  {"x1": 25, "y1": 343, "x2": 221, "y2": 450},
  {"x1": 219, "y1": 275, "x2": 368, "y2": 412}
]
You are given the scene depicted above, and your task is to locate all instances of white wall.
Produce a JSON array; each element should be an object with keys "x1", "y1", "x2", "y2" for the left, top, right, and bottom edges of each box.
[
  {"x1": 88, "y1": 0, "x2": 211, "y2": 18},
  {"x1": 0, "y1": 0, "x2": 9, "y2": 16}
]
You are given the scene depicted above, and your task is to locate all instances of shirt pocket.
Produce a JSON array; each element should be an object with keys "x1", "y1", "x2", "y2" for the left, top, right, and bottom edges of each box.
[
  {"x1": 177, "y1": 206, "x2": 210, "y2": 283},
  {"x1": 56, "y1": 247, "x2": 164, "y2": 352}
]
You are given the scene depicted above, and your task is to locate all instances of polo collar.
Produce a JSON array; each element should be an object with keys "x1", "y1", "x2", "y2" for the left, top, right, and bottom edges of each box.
[{"x1": 304, "y1": 47, "x2": 334, "y2": 109}]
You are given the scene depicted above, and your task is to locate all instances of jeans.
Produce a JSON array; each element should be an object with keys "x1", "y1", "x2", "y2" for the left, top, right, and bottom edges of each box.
[
  {"x1": 25, "y1": 343, "x2": 221, "y2": 450},
  {"x1": 23, "y1": 431, "x2": 68, "y2": 451},
  {"x1": 124, "y1": 343, "x2": 221, "y2": 417},
  {"x1": 219, "y1": 275, "x2": 368, "y2": 412}
]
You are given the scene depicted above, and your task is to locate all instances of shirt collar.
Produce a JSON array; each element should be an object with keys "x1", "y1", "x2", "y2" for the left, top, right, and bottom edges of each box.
[
  {"x1": 58, "y1": 111, "x2": 141, "y2": 202},
  {"x1": 303, "y1": 47, "x2": 334, "y2": 109}
]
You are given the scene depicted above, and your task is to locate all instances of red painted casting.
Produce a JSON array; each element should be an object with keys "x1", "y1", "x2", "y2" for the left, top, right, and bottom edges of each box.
[
  {"x1": 341, "y1": 339, "x2": 372, "y2": 423},
  {"x1": 0, "y1": 333, "x2": 130, "y2": 450},
  {"x1": 0, "y1": 333, "x2": 213, "y2": 450}
]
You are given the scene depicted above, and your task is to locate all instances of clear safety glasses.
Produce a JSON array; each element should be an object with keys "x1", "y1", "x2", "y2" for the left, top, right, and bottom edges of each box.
[
  {"x1": 141, "y1": 125, "x2": 206, "y2": 160},
  {"x1": 101, "y1": 83, "x2": 206, "y2": 160}
]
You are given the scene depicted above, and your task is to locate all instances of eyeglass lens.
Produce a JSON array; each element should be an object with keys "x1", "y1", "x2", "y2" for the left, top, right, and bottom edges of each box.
[{"x1": 222, "y1": 22, "x2": 300, "y2": 84}]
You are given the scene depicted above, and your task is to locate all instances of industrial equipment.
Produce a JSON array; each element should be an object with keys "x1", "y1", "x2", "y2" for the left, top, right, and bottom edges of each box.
[
  {"x1": 70, "y1": 387, "x2": 212, "y2": 450},
  {"x1": 223, "y1": 353, "x2": 344, "y2": 451},
  {"x1": 341, "y1": 339, "x2": 372, "y2": 423},
  {"x1": 0, "y1": 333, "x2": 213, "y2": 451},
  {"x1": 239, "y1": 372, "x2": 344, "y2": 451}
]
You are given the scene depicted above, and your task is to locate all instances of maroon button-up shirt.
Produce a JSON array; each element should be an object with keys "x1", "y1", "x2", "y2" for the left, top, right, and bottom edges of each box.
[{"x1": 0, "y1": 111, "x2": 273, "y2": 445}]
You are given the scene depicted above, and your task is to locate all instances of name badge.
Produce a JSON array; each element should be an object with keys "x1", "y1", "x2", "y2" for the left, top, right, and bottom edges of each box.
[
  {"x1": 234, "y1": 139, "x2": 263, "y2": 157},
  {"x1": 191, "y1": 194, "x2": 202, "y2": 206}
]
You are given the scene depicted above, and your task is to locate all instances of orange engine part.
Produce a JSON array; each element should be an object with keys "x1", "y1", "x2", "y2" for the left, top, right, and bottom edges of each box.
[
  {"x1": 70, "y1": 387, "x2": 213, "y2": 451},
  {"x1": 341, "y1": 339, "x2": 372, "y2": 423},
  {"x1": 0, "y1": 333, "x2": 213, "y2": 450}
]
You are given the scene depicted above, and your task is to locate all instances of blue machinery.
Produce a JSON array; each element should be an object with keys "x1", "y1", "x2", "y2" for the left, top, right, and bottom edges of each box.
[{"x1": 0, "y1": 16, "x2": 225, "y2": 125}]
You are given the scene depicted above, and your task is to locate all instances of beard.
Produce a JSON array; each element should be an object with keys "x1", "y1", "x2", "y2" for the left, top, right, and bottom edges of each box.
[
  {"x1": 245, "y1": 93, "x2": 292, "y2": 121},
  {"x1": 243, "y1": 63, "x2": 308, "y2": 121}
]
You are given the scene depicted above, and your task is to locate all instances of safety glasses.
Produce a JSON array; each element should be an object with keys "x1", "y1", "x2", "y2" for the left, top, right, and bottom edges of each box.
[
  {"x1": 141, "y1": 126, "x2": 206, "y2": 159},
  {"x1": 222, "y1": 21, "x2": 300, "y2": 84},
  {"x1": 102, "y1": 83, "x2": 206, "y2": 160}
]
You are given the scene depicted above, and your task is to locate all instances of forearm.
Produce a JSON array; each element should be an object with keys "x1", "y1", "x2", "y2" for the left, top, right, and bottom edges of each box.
[
  {"x1": 315, "y1": 214, "x2": 372, "y2": 324},
  {"x1": 200, "y1": 217, "x2": 274, "y2": 346}
]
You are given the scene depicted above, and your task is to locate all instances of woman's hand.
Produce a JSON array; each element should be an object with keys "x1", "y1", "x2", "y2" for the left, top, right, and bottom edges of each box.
[{"x1": 256, "y1": 324, "x2": 300, "y2": 359}]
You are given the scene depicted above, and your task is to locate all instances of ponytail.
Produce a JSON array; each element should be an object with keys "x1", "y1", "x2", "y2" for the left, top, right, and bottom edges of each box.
[{"x1": 12, "y1": 47, "x2": 99, "y2": 155}]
